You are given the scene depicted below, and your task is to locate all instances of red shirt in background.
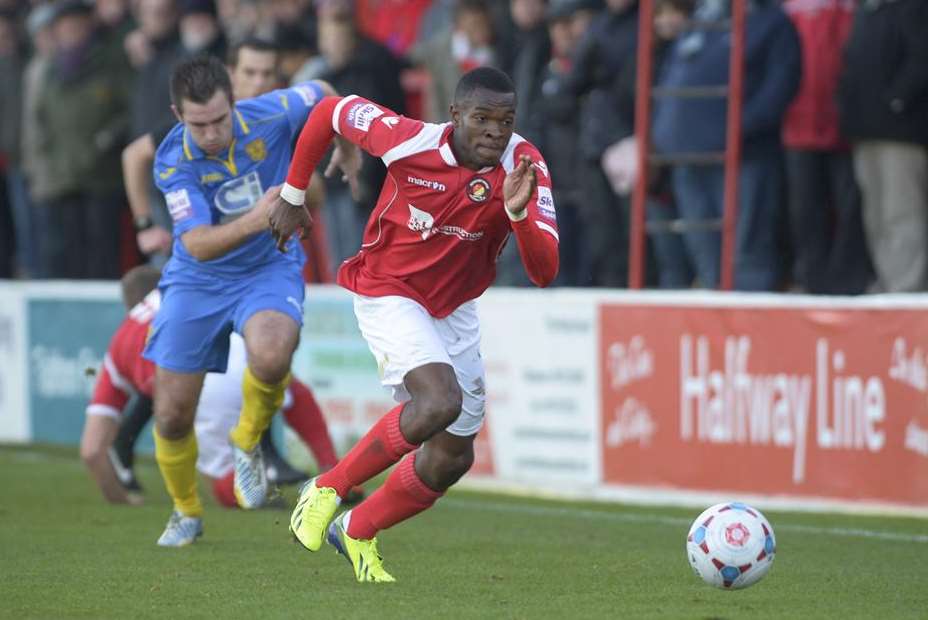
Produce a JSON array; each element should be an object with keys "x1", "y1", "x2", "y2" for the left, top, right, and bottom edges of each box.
[
  {"x1": 354, "y1": 0, "x2": 433, "y2": 56},
  {"x1": 782, "y1": 0, "x2": 855, "y2": 150},
  {"x1": 85, "y1": 291, "x2": 158, "y2": 418}
]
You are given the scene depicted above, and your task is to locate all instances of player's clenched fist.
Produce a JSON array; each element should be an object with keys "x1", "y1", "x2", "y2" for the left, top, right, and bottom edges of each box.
[
  {"x1": 503, "y1": 154, "x2": 537, "y2": 219},
  {"x1": 268, "y1": 189, "x2": 312, "y2": 251}
]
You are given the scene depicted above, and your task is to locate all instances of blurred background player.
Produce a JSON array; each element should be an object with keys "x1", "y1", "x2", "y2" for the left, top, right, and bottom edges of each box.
[
  {"x1": 123, "y1": 37, "x2": 292, "y2": 260},
  {"x1": 141, "y1": 56, "x2": 357, "y2": 546},
  {"x1": 81, "y1": 265, "x2": 352, "y2": 510},
  {"x1": 277, "y1": 67, "x2": 558, "y2": 582}
]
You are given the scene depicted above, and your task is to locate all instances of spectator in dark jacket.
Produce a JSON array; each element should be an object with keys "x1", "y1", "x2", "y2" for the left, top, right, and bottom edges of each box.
[
  {"x1": 783, "y1": 0, "x2": 872, "y2": 295},
  {"x1": 178, "y1": 0, "x2": 227, "y2": 60},
  {"x1": 33, "y1": 1, "x2": 134, "y2": 279},
  {"x1": 497, "y1": 0, "x2": 599, "y2": 286},
  {"x1": 0, "y1": 8, "x2": 22, "y2": 278},
  {"x1": 506, "y1": 0, "x2": 551, "y2": 148},
  {"x1": 838, "y1": 0, "x2": 928, "y2": 292},
  {"x1": 21, "y1": 3, "x2": 57, "y2": 278},
  {"x1": 129, "y1": 0, "x2": 182, "y2": 138},
  {"x1": 562, "y1": 0, "x2": 637, "y2": 287},
  {"x1": 652, "y1": 0, "x2": 801, "y2": 290}
]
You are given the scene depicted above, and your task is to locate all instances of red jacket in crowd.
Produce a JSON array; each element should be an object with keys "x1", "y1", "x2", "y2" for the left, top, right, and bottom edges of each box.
[{"x1": 782, "y1": 0, "x2": 855, "y2": 150}]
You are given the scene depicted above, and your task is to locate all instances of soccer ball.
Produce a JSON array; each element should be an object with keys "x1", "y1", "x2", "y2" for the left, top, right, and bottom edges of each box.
[{"x1": 686, "y1": 502, "x2": 776, "y2": 590}]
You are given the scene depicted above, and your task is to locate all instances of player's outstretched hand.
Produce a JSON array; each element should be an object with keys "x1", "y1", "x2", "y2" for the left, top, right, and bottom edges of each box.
[
  {"x1": 503, "y1": 154, "x2": 537, "y2": 219},
  {"x1": 325, "y1": 137, "x2": 362, "y2": 201},
  {"x1": 266, "y1": 186, "x2": 313, "y2": 252}
]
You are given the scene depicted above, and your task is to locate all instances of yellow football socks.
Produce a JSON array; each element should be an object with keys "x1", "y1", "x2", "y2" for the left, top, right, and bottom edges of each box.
[
  {"x1": 229, "y1": 368, "x2": 289, "y2": 453},
  {"x1": 153, "y1": 427, "x2": 203, "y2": 518}
]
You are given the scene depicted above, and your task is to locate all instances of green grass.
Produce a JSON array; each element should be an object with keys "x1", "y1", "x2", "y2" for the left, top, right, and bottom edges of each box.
[{"x1": 2, "y1": 445, "x2": 926, "y2": 619}]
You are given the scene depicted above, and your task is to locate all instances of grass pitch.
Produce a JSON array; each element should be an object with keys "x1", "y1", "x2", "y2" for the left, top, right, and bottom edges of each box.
[{"x1": 1, "y1": 445, "x2": 926, "y2": 619}]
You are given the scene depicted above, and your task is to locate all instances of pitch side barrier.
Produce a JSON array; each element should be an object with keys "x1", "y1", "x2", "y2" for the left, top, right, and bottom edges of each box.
[{"x1": 2, "y1": 282, "x2": 926, "y2": 516}]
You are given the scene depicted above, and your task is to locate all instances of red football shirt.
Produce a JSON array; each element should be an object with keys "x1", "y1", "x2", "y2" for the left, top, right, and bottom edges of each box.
[
  {"x1": 312, "y1": 96, "x2": 560, "y2": 318},
  {"x1": 85, "y1": 291, "x2": 159, "y2": 418}
]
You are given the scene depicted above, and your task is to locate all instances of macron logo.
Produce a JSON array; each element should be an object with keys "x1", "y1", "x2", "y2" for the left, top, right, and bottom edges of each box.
[
  {"x1": 381, "y1": 116, "x2": 400, "y2": 128},
  {"x1": 407, "y1": 176, "x2": 446, "y2": 192}
]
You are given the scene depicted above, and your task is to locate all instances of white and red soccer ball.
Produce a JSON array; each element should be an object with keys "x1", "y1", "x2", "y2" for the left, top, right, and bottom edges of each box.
[{"x1": 686, "y1": 502, "x2": 776, "y2": 590}]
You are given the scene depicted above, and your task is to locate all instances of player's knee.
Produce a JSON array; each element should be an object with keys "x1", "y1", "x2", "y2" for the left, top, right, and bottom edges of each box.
[
  {"x1": 417, "y1": 386, "x2": 463, "y2": 436},
  {"x1": 79, "y1": 439, "x2": 106, "y2": 467},
  {"x1": 245, "y1": 345, "x2": 291, "y2": 384},
  {"x1": 155, "y1": 415, "x2": 192, "y2": 440},
  {"x1": 244, "y1": 320, "x2": 298, "y2": 383},
  {"x1": 153, "y1": 399, "x2": 195, "y2": 439}
]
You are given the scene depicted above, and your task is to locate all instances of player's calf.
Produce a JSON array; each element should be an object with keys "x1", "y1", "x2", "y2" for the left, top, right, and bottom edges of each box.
[{"x1": 415, "y1": 437, "x2": 475, "y2": 491}]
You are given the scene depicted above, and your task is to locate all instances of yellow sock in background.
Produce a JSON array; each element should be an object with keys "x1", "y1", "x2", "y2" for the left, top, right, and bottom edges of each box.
[
  {"x1": 153, "y1": 427, "x2": 203, "y2": 517},
  {"x1": 229, "y1": 368, "x2": 289, "y2": 453}
]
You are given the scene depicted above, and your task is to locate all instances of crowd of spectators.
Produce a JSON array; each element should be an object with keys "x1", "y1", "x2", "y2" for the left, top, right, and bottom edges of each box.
[{"x1": 0, "y1": 0, "x2": 926, "y2": 293}]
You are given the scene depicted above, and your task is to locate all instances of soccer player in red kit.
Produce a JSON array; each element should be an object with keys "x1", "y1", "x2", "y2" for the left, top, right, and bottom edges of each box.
[
  {"x1": 81, "y1": 266, "x2": 342, "y2": 512},
  {"x1": 275, "y1": 67, "x2": 559, "y2": 582}
]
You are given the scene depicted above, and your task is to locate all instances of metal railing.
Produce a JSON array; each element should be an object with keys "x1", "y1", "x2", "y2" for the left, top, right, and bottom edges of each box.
[{"x1": 628, "y1": 0, "x2": 746, "y2": 290}]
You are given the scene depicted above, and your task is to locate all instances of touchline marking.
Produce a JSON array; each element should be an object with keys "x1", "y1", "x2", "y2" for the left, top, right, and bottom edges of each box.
[{"x1": 443, "y1": 498, "x2": 928, "y2": 544}]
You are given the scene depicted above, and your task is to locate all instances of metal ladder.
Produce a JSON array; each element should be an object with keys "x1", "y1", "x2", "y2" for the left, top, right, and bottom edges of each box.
[{"x1": 627, "y1": 0, "x2": 747, "y2": 290}]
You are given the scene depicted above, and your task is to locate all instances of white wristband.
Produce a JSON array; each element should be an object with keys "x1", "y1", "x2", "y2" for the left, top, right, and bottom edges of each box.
[
  {"x1": 505, "y1": 203, "x2": 528, "y2": 222},
  {"x1": 280, "y1": 183, "x2": 306, "y2": 207}
]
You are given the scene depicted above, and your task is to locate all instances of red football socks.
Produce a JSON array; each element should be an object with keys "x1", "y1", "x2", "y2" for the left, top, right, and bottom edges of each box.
[
  {"x1": 283, "y1": 379, "x2": 338, "y2": 471},
  {"x1": 317, "y1": 403, "x2": 416, "y2": 498},
  {"x1": 346, "y1": 452, "x2": 443, "y2": 540}
]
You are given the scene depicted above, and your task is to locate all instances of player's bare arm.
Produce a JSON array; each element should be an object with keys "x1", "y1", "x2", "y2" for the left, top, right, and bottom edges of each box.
[
  {"x1": 122, "y1": 133, "x2": 172, "y2": 255},
  {"x1": 80, "y1": 416, "x2": 142, "y2": 505},
  {"x1": 503, "y1": 154, "x2": 538, "y2": 220},
  {"x1": 181, "y1": 185, "x2": 281, "y2": 261},
  {"x1": 325, "y1": 136, "x2": 362, "y2": 199}
]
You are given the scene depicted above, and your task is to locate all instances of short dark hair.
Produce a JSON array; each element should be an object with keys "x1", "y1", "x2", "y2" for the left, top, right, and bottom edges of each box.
[
  {"x1": 453, "y1": 66, "x2": 516, "y2": 104},
  {"x1": 170, "y1": 55, "x2": 233, "y2": 112},
  {"x1": 228, "y1": 37, "x2": 278, "y2": 68},
  {"x1": 120, "y1": 265, "x2": 162, "y2": 310}
]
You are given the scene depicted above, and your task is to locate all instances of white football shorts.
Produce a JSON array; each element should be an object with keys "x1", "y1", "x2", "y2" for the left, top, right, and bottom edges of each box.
[
  {"x1": 352, "y1": 294, "x2": 486, "y2": 436},
  {"x1": 194, "y1": 333, "x2": 291, "y2": 478}
]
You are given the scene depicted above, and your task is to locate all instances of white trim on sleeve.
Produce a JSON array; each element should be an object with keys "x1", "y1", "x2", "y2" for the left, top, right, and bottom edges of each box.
[
  {"x1": 332, "y1": 95, "x2": 358, "y2": 134},
  {"x1": 438, "y1": 142, "x2": 457, "y2": 166},
  {"x1": 501, "y1": 134, "x2": 527, "y2": 173},
  {"x1": 381, "y1": 123, "x2": 446, "y2": 167},
  {"x1": 86, "y1": 404, "x2": 121, "y2": 419},
  {"x1": 535, "y1": 220, "x2": 560, "y2": 242}
]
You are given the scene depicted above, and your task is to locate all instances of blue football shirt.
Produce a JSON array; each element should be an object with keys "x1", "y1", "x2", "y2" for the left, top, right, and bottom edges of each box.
[{"x1": 153, "y1": 81, "x2": 324, "y2": 284}]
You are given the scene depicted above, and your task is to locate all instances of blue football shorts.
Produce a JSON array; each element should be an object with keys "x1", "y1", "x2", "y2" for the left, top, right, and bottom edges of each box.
[{"x1": 143, "y1": 264, "x2": 305, "y2": 373}]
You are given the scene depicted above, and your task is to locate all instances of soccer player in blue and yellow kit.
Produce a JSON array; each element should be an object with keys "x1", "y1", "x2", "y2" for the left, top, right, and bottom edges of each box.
[{"x1": 143, "y1": 55, "x2": 354, "y2": 546}]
